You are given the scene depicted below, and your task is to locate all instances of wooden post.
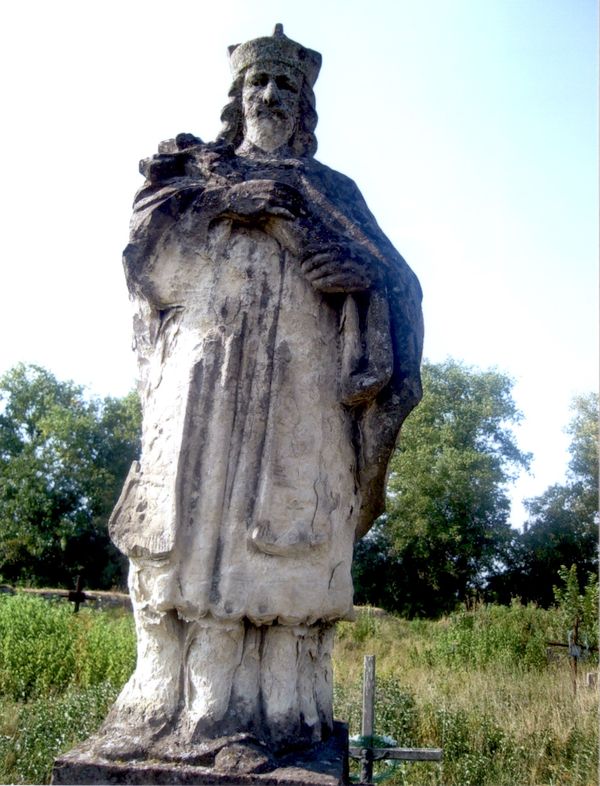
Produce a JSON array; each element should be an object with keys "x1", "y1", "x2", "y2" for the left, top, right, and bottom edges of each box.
[
  {"x1": 361, "y1": 655, "x2": 375, "y2": 783},
  {"x1": 586, "y1": 671, "x2": 598, "y2": 688},
  {"x1": 569, "y1": 622, "x2": 580, "y2": 697}
]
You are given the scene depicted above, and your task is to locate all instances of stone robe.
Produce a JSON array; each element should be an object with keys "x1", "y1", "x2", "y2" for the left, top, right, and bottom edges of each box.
[{"x1": 109, "y1": 140, "x2": 423, "y2": 628}]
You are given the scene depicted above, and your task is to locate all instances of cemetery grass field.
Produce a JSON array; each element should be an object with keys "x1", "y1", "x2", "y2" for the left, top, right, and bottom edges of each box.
[{"x1": 0, "y1": 594, "x2": 597, "y2": 785}]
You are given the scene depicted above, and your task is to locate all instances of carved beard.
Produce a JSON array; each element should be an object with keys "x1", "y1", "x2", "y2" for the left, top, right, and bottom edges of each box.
[{"x1": 243, "y1": 107, "x2": 296, "y2": 153}]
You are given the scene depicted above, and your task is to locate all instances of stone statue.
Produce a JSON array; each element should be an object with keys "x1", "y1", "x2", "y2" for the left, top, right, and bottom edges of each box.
[{"x1": 75, "y1": 24, "x2": 422, "y2": 773}]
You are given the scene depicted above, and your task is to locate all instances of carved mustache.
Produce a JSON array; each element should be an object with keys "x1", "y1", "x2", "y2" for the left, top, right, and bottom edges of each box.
[{"x1": 252, "y1": 106, "x2": 292, "y2": 121}]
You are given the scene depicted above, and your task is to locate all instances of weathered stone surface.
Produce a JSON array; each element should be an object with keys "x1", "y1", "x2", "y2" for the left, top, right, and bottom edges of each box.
[
  {"x1": 51, "y1": 722, "x2": 349, "y2": 785},
  {"x1": 55, "y1": 22, "x2": 423, "y2": 776}
]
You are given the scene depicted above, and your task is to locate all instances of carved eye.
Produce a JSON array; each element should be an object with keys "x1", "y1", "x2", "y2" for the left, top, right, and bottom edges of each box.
[
  {"x1": 275, "y1": 75, "x2": 299, "y2": 93},
  {"x1": 250, "y1": 73, "x2": 269, "y2": 88}
]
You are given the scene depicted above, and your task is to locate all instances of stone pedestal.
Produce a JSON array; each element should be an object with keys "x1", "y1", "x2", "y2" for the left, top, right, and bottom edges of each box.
[{"x1": 51, "y1": 722, "x2": 349, "y2": 785}]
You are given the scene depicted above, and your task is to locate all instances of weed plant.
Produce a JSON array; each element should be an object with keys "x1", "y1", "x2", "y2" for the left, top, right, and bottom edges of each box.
[
  {"x1": 431, "y1": 600, "x2": 558, "y2": 670},
  {"x1": 0, "y1": 684, "x2": 119, "y2": 784},
  {"x1": 0, "y1": 594, "x2": 135, "y2": 783},
  {"x1": 0, "y1": 594, "x2": 135, "y2": 701}
]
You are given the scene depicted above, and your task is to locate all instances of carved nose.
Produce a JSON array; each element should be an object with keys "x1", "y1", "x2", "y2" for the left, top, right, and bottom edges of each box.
[{"x1": 263, "y1": 81, "x2": 280, "y2": 106}]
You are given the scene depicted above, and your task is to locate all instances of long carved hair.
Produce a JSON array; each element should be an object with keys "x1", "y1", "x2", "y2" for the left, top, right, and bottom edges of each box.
[{"x1": 218, "y1": 71, "x2": 318, "y2": 158}]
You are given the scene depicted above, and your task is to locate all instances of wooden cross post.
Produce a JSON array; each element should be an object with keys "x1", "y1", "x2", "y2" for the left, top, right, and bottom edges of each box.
[
  {"x1": 67, "y1": 575, "x2": 87, "y2": 613},
  {"x1": 360, "y1": 655, "x2": 376, "y2": 783},
  {"x1": 348, "y1": 655, "x2": 443, "y2": 784}
]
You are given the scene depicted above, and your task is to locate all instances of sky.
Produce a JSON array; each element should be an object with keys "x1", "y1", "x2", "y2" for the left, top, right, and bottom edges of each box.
[{"x1": 0, "y1": 0, "x2": 597, "y2": 526}]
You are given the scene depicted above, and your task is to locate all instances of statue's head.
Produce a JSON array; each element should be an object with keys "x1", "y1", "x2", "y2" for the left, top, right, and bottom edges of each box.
[{"x1": 219, "y1": 25, "x2": 321, "y2": 157}]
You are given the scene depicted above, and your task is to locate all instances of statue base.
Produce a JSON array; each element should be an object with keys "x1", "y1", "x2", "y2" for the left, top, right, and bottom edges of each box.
[{"x1": 51, "y1": 722, "x2": 349, "y2": 786}]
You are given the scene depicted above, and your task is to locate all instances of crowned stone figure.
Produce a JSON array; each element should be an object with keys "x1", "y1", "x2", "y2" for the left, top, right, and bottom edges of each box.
[{"x1": 59, "y1": 24, "x2": 423, "y2": 777}]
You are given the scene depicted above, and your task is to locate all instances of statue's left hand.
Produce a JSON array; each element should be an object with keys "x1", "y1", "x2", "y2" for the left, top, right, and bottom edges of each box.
[{"x1": 300, "y1": 244, "x2": 374, "y2": 293}]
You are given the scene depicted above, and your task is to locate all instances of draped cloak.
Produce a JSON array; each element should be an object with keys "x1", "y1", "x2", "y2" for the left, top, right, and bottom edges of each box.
[{"x1": 109, "y1": 141, "x2": 423, "y2": 627}]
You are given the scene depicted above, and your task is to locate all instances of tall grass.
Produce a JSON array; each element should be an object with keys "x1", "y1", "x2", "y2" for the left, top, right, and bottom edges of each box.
[
  {"x1": 0, "y1": 594, "x2": 597, "y2": 785},
  {"x1": 0, "y1": 594, "x2": 135, "y2": 783},
  {"x1": 334, "y1": 605, "x2": 598, "y2": 785},
  {"x1": 0, "y1": 593, "x2": 135, "y2": 700},
  {"x1": 0, "y1": 684, "x2": 120, "y2": 784}
]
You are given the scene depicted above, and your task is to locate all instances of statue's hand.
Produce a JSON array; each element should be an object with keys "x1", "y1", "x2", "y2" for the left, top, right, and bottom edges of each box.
[
  {"x1": 139, "y1": 134, "x2": 204, "y2": 185},
  {"x1": 301, "y1": 244, "x2": 374, "y2": 292},
  {"x1": 223, "y1": 180, "x2": 305, "y2": 220},
  {"x1": 140, "y1": 152, "x2": 192, "y2": 184}
]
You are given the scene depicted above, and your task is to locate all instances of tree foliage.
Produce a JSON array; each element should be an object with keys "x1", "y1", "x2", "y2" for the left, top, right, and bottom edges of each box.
[
  {"x1": 1, "y1": 360, "x2": 594, "y2": 612},
  {"x1": 553, "y1": 564, "x2": 598, "y2": 652},
  {"x1": 497, "y1": 393, "x2": 599, "y2": 606},
  {"x1": 0, "y1": 364, "x2": 141, "y2": 589},
  {"x1": 353, "y1": 360, "x2": 530, "y2": 617},
  {"x1": 565, "y1": 392, "x2": 599, "y2": 513}
]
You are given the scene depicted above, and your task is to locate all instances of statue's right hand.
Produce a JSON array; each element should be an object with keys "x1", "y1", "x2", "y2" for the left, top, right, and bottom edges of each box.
[
  {"x1": 140, "y1": 134, "x2": 204, "y2": 184},
  {"x1": 223, "y1": 180, "x2": 304, "y2": 220},
  {"x1": 140, "y1": 153, "x2": 191, "y2": 184}
]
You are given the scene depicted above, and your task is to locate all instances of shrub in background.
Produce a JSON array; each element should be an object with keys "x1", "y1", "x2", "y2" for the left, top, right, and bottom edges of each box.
[
  {"x1": 432, "y1": 601, "x2": 555, "y2": 670},
  {"x1": 0, "y1": 594, "x2": 135, "y2": 700},
  {"x1": 553, "y1": 564, "x2": 598, "y2": 653}
]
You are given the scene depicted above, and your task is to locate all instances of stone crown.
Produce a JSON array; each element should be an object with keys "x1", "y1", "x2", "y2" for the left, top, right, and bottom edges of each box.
[{"x1": 228, "y1": 24, "x2": 322, "y2": 87}]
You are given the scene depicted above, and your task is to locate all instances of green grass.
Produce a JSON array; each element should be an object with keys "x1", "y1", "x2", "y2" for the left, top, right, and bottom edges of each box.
[
  {"x1": 0, "y1": 594, "x2": 134, "y2": 784},
  {"x1": 0, "y1": 684, "x2": 120, "y2": 784},
  {"x1": 0, "y1": 594, "x2": 597, "y2": 784},
  {"x1": 334, "y1": 606, "x2": 598, "y2": 785}
]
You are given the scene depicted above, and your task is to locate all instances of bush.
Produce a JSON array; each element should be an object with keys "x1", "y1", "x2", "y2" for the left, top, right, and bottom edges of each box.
[
  {"x1": 432, "y1": 601, "x2": 555, "y2": 670},
  {"x1": 337, "y1": 607, "x2": 382, "y2": 644},
  {"x1": 0, "y1": 595, "x2": 77, "y2": 700},
  {"x1": 0, "y1": 594, "x2": 135, "y2": 784},
  {"x1": 0, "y1": 594, "x2": 135, "y2": 700},
  {"x1": 375, "y1": 675, "x2": 418, "y2": 745},
  {"x1": 71, "y1": 606, "x2": 136, "y2": 688}
]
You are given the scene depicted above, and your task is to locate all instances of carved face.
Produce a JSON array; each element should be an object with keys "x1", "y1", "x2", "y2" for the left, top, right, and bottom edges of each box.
[{"x1": 241, "y1": 62, "x2": 302, "y2": 153}]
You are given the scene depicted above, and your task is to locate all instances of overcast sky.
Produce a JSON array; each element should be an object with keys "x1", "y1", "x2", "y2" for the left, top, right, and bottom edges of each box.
[{"x1": 0, "y1": 0, "x2": 597, "y2": 526}]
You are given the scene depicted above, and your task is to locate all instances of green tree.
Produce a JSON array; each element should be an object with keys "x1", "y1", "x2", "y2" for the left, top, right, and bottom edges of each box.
[
  {"x1": 353, "y1": 359, "x2": 530, "y2": 617},
  {"x1": 501, "y1": 394, "x2": 598, "y2": 606},
  {"x1": 553, "y1": 564, "x2": 598, "y2": 653},
  {"x1": 565, "y1": 392, "x2": 599, "y2": 516},
  {"x1": 0, "y1": 364, "x2": 141, "y2": 588}
]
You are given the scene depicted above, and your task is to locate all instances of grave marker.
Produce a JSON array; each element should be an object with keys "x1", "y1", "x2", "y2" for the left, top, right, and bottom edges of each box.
[{"x1": 348, "y1": 655, "x2": 443, "y2": 784}]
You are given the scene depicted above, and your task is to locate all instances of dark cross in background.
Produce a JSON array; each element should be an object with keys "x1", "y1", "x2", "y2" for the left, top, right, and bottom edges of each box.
[
  {"x1": 67, "y1": 575, "x2": 87, "y2": 613},
  {"x1": 348, "y1": 655, "x2": 443, "y2": 784},
  {"x1": 547, "y1": 627, "x2": 599, "y2": 696}
]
